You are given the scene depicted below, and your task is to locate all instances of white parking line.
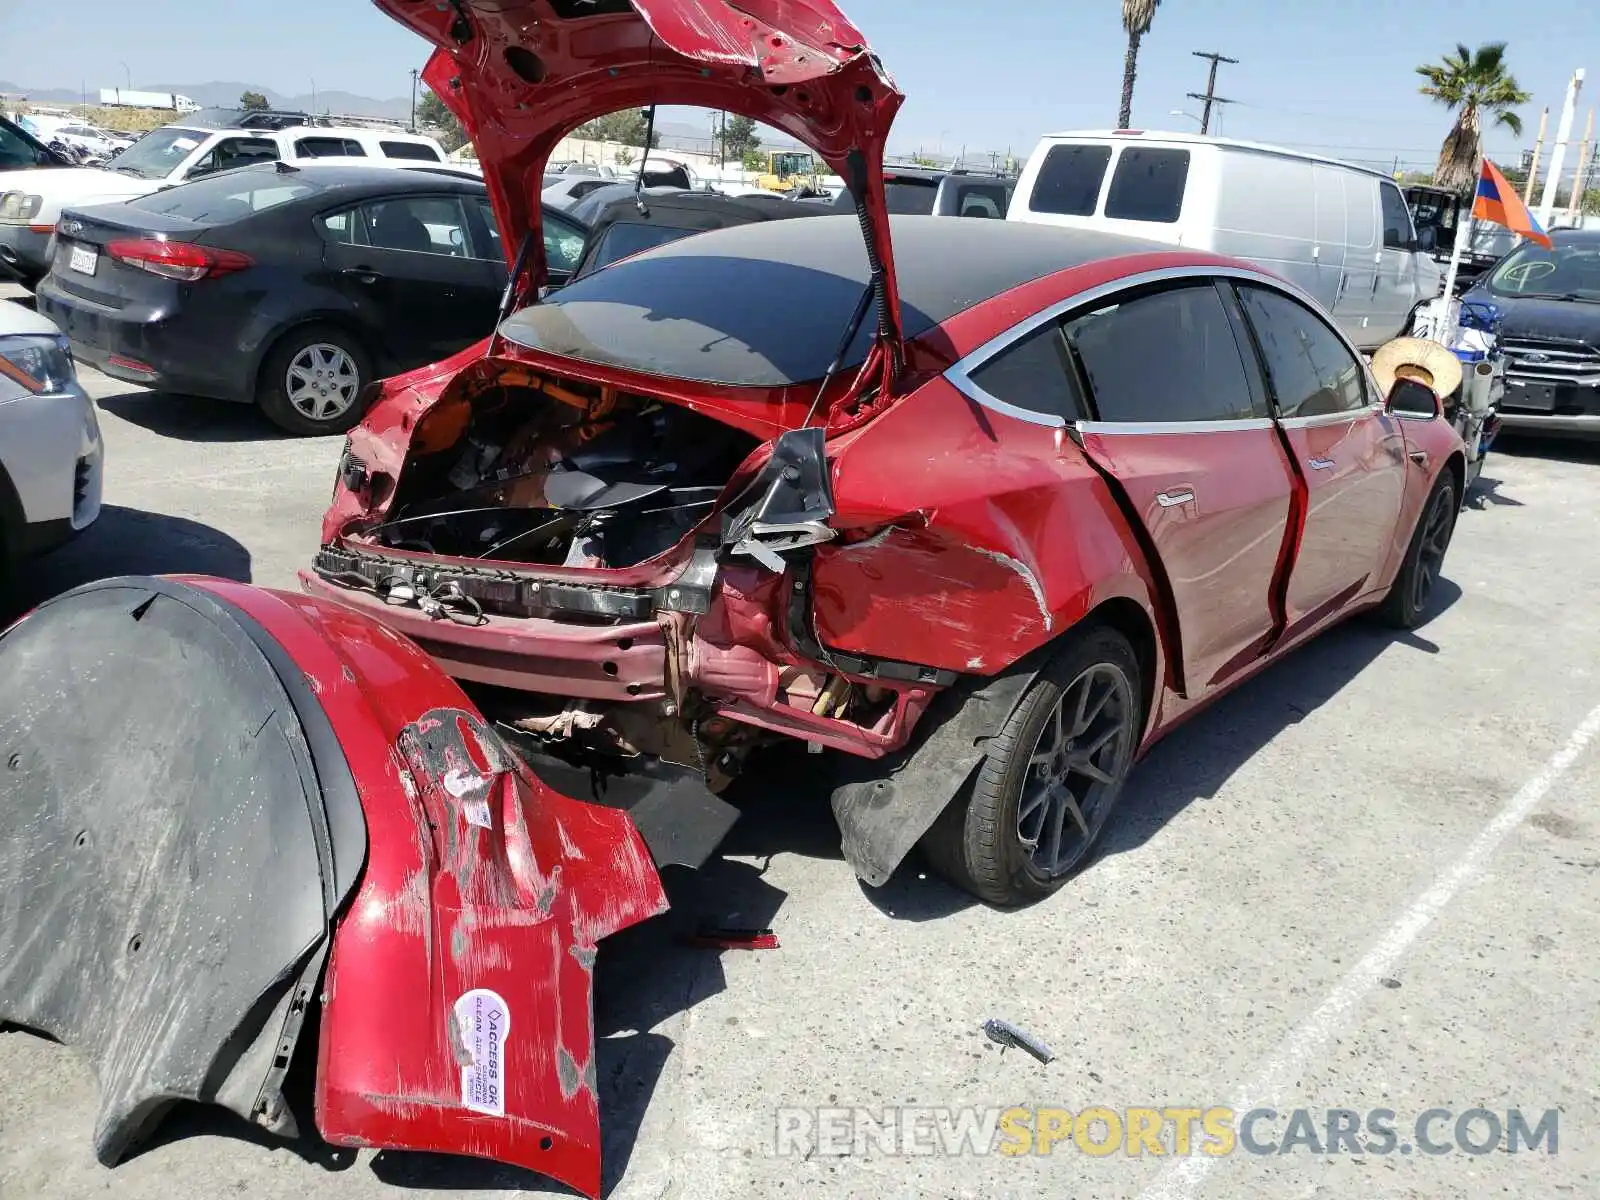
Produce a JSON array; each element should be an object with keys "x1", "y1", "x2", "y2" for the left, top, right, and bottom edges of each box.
[{"x1": 1140, "y1": 699, "x2": 1600, "y2": 1200}]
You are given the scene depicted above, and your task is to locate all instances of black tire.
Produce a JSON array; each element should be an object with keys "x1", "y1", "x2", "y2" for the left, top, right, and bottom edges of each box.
[
  {"x1": 921, "y1": 625, "x2": 1143, "y2": 907},
  {"x1": 255, "y1": 324, "x2": 373, "y2": 437},
  {"x1": 1379, "y1": 471, "x2": 1458, "y2": 629}
]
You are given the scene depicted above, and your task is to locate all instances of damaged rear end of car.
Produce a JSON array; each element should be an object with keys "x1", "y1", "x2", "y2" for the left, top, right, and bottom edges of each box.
[
  {"x1": 0, "y1": 1, "x2": 926, "y2": 1194},
  {"x1": 307, "y1": 0, "x2": 948, "y2": 864}
]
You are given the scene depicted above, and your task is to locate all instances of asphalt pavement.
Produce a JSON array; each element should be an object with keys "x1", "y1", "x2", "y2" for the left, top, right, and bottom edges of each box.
[{"x1": 2, "y1": 288, "x2": 1597, "y2": 1199}]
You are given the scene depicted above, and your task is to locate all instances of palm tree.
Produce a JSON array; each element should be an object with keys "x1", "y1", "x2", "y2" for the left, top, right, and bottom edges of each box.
[
  {"x1": 1416, "y1": 42, "x2": 1531, "y2": 193},
  {"x1": 1118, "y1": 0, "x2": 1162, "y2": 130}
]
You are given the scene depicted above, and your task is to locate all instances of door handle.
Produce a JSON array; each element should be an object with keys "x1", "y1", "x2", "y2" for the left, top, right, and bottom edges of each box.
[
  {"x1": 1308, "y1": 456, "x2": 1336, "y2": 471},
  {"x1": 340, "y1": 266, "x2": 382, "y2": 284},
  {"x1": 1155, "y1": 489, "x2": 1195, "y2": 508}
]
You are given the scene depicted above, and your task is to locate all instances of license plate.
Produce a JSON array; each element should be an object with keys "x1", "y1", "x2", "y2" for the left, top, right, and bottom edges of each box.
[
  {"x1": 1505, "y1": 379, "x2": 1559, "y2": 412},
  {"x1": 68, "y1": 244, "x2": 97, "y2": 276}
]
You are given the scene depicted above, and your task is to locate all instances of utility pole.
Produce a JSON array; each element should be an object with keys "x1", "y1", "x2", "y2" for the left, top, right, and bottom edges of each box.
[
  {"x1": 1523, "y1": 107, "x2": 1549, "y2": 203},
  {"x1": 409, "y1": 69, "x2": 419, "y2": 132},
  {"x1": 1538, "y1": 68, "x2": 1585, "y2": 231},
  {"x1": 1188, "y1": 51, "x2": 1238, "y2": 135},
  {"x1": 1567, "y1": 107, "x2": 1594, "y2": 222}
]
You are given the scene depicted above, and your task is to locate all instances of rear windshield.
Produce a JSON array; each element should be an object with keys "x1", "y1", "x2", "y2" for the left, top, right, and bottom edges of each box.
[
  {"x1": 108, "y1": 127, "x2": 207, "y2": 179},
  {"x1": 1104, "y1": 148, "x2": 1190, "y2": 222},
  {"x1": 1029, "y1": 144, "x2": 1113, "y2": 216},
  {"x1": 127, "y1": 172, "x2": 323, "y2": 222},
  {"x1": 828, "y1": 177, "x2": 940, "y2": 215},
  {"x1": 580, "y1": 222, "x2": 702, "y2": 275}
]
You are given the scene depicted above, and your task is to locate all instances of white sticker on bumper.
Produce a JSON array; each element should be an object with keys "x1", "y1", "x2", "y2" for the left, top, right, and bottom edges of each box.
[{"x1": 453, "y1": 988, "x2": 511, "y2": 1116}]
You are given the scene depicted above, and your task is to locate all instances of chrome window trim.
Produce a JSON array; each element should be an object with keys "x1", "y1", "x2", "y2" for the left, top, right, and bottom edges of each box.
[
  {"x1": 1276, "y1": 403, "x2": 1383, "y2": 430},
  {"x1": 944, "y1": 263, "x2": 1378, "y2": 431},
  {"x1": 1078, "y1": 417, "x2": 1275, "y2": 435}
]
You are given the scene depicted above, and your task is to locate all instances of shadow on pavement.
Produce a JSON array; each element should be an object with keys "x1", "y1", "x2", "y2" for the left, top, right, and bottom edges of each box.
[
  {"x1": 1463, "y1": 472, "x2": 1523, "y2": 509},
  {"x1": 1101, "y1": 582, "x2": 1464, "y2": 863},
  {"x1": 95, "y1": 387, "x2": 290, "y2": 444},
  {"x1": 1494, "y1": 433, "x2": 1600, "y2": 466},
  {"x1": 5, "y1": 506, "x2": 252, "y2": 618}
]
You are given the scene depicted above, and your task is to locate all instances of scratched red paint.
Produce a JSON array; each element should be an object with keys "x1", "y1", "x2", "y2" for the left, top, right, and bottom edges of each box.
[{"x1": 181, "y1": 580, "x2": 666, "y2": 1200}]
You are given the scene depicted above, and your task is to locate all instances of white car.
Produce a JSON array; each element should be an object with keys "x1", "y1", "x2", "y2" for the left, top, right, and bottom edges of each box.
[
  {"x1": 0, "y1": 299, "x2": 102, "y2": 591},
  {"x1": 0, "y1": 114, "x2": 448, "y2": 287},
  {"x1": 17, "y1": 115, "x2": 133, "y2": 160}
]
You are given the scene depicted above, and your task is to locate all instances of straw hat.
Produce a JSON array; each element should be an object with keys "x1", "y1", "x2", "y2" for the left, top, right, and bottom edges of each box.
[{"x1": 1370, "y1": 337, "x2": 1463, "y2": 400}]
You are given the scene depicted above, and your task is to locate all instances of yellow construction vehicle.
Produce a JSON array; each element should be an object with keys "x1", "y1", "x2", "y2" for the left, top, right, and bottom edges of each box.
[{"x1": 754, "y1": 149, "x2": 820, "y2": 194}]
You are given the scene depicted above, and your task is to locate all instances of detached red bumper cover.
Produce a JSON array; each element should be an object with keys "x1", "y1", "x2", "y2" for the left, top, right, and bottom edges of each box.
[
  {"x1": 203, "y1": 582, "x2": 671, "y2": 1199},
  {"x1": 0, "y1": 577, "x2": 665, "y2": 1200}
]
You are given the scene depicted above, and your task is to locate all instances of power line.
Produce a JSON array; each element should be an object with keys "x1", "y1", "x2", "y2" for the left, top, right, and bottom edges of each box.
[{"x1": 1188, "y1": 50, "x2": 1238, "y2": 135}]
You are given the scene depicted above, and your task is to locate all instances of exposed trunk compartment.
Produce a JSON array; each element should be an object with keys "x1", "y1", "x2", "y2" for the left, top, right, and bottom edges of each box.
[{"x1": 361, "y1": 366, "x2": 763, "y2": 572}]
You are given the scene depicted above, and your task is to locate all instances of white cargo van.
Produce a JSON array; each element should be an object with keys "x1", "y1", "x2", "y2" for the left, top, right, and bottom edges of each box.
[{"x1": 1008, "y1": 131, "x2": 1442, "y2": 350}]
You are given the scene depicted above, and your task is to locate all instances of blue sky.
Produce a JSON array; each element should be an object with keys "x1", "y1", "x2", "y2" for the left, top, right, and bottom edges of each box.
[{"x1": 3, "y1": 0, "x2": 1595, "y2": 175}]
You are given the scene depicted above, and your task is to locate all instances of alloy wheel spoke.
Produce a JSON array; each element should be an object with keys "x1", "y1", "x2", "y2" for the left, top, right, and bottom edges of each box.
[
  {"x1": 1042, "y1": 786, "x2": 1069, "y2": 869},
  {"x1": 1018, "y1": 785, "x2": 1050, "y2": 826},
  {"x1": 1080, "y1": 723, "x2": 1121, "y2": 757},
  {"x1": 1058, "y1": 786, "x2": 1091, "y2": 839},
  {"x1": 1074, "y1": 681, "x2": 1113, "y2": 737},
  {"x1": 1068, "y1": 755, "x2": 1116, "y2": 786}
]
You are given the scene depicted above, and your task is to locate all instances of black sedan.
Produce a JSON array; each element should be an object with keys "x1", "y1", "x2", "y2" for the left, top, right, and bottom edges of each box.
[
  {"x1": 1464, "y1": 228, "x2": 1600, "y2": 439},
  {"x1": 36, "y1": 163, "x2": 589, "y2": 435}
]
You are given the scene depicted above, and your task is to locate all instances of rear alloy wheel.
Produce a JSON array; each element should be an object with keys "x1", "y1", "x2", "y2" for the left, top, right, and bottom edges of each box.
[
  {"x1": 923, "y1": 626, "x2": 1142, "y2": 906},
  {"x1": 257, "y1": 326, "x2": 372, "y2": 436},
  {"x1": 1380, "y1": 473, "x2": 1458, "y2": 629}
]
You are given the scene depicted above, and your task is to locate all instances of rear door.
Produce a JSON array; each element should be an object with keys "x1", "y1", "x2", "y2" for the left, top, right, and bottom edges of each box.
[
  {"x1": 1233, "y1": 282, "x2": 1408, "y2": 634},
  {"x1": 318, "y1": 192, "x2": 502, "y2": 367},
  {"x1": 1062, "y1": 280, "x2": 1297, "y2": 695}
]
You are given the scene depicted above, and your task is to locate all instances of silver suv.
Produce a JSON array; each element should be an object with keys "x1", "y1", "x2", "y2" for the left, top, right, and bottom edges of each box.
[{"x1": 0, "y1": 299, "x2": 102, "y2": 591}]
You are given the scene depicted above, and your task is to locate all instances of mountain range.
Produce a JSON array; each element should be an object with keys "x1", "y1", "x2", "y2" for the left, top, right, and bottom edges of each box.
[{"x1": 0, "y1": 78, "x2": 809, "y2": 151}]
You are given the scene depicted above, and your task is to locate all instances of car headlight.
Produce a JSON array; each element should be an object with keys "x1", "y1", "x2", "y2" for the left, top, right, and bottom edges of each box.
[
  {"x1": 0, "y1": 334, "x2": 76, "y2": 395},
  {"x1": 0, "y1": 193, "x2": 44, "y2": 222}
]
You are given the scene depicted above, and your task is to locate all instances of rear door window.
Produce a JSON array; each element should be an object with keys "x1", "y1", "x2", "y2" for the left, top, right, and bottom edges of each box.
[
  {"x1": 1028, "y1": 144, "x2": 1113, "y2": 216},
  {"x1": 1236, "y1": 284, "x2": 1368, "y2": 417},
  {"x1": 380, "y1": 141, "x2": 442, "y2": 162},
  {"x1": 1104, "y1": 148, "x2": 1190, "y2": 223},
  {"x1": 316, "y1": 207, "x2": 364, "y2": 246},
  {"x1": 1064, "y1": 283, "x2": 1261, "y2": 423},
  {"x1": 295, "y1": 137, "x2": 366, "y2": 159},
  {"x1": 966, "y1": 323, "x2": 1085, "y2": 421},
  {"x1": 542, "y1": 209, "x2": 588, "y2": 276},
  {"x1": 359, "y1": 196, "x2": 473, "y2": 256}
]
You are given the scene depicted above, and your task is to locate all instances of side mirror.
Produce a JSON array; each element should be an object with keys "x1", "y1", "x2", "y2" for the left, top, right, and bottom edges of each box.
[
  {"x1": 1417, "y1": 226, "x2": 1438, "y2": 253},
  {"x1": 1385, "y1": 377, "x2": 1441, "y2": 419}
]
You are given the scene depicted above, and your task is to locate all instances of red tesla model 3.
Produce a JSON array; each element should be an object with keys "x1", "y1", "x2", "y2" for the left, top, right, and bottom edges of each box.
[
  {"x1": 309, "y1": 0, "x2": 1468, "y2": 908},
  {"x1": 0, "y1": 1, "x2": 1467, "y2": 1195}
]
